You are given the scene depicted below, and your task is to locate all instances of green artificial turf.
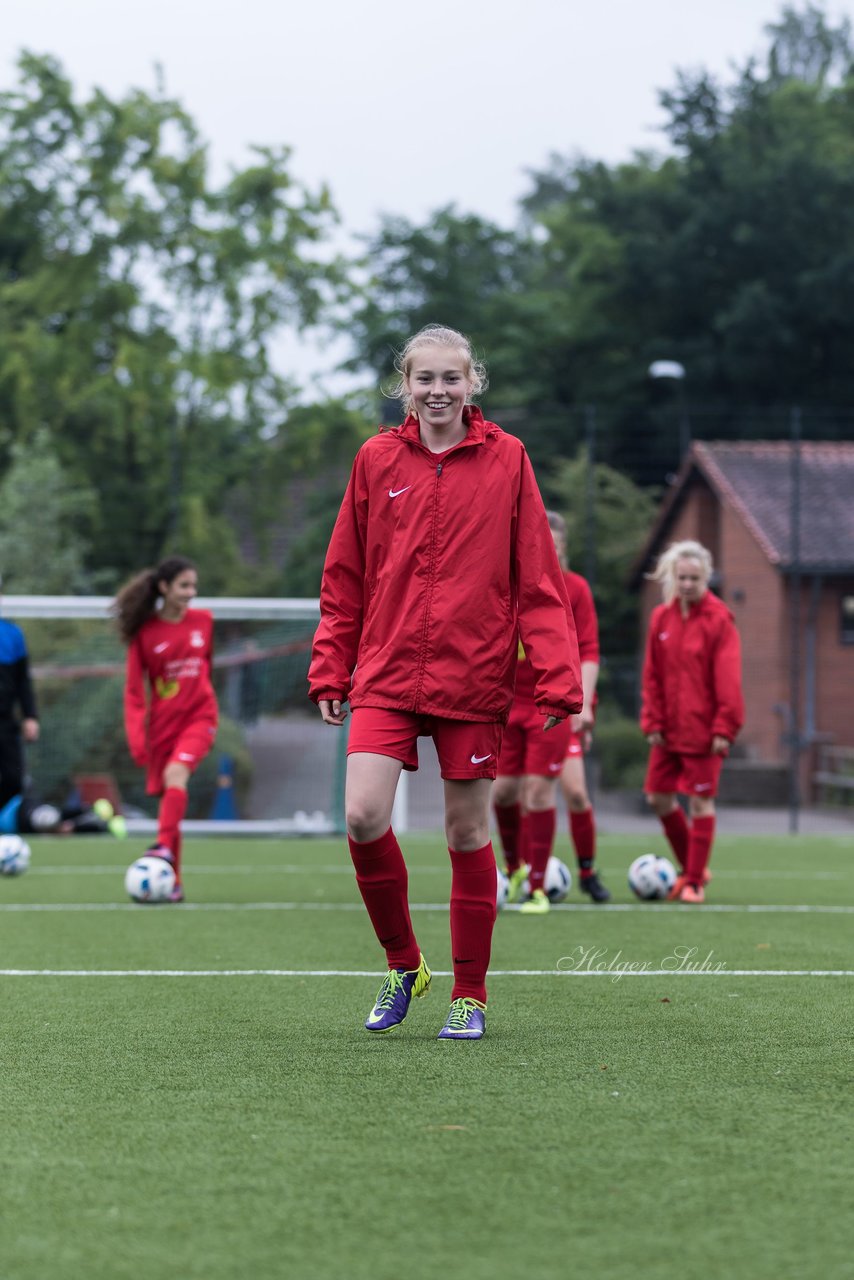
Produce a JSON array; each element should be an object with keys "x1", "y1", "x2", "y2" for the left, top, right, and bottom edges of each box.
[{"x1": 2, "y1": 830, "x2": 853, "y2": 1279}]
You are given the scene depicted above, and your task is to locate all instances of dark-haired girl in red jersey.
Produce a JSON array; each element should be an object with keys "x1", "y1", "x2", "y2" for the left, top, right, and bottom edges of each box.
[{"x1": 114, "y1": 556, "x2": 218, "y2": 902}]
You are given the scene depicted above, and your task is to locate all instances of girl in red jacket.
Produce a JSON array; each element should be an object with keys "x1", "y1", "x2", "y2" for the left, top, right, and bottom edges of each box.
[
  {"x1": 115, "y1": 556, "x2": 218, "y2": 902},
  {"x1": 493, "y1": 510, "x2": 610, "y2": 912},
  {"x1": 641, "y1": 540, "x2": 744, "y2": 903},
  {"x1": 309, "y1": 325, "x2": 582, "y2": 1040}
]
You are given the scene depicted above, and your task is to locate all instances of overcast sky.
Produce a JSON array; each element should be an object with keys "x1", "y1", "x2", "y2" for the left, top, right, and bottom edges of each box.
[{"x1": 2, "y1": 0, "x2": 851, "y2": 389}]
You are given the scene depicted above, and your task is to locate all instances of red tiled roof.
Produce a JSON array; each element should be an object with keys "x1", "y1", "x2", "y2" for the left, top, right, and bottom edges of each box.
[
  {"x1": 630, "y1": 440, "x2": 854, "y2": 581},
  {"x1": 693, "y1": 441, "x2": 854, "y2": 568}
]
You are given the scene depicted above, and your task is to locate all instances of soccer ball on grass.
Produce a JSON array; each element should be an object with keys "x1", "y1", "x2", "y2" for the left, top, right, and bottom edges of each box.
[
  {"x1": 0, "y1": 834, "x2": 31, "y2": 876},
  {"x1": 125, "y1": 855, "x2": 176, "y2": 903},
  {"x1": 628, "y1": 853, "x2": 677, "y2": 900}
]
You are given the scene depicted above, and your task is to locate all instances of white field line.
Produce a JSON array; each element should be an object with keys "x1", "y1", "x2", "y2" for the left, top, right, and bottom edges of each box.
[
  {"x1": 26, "y1": 865, "x2": 852, "y2": 881},
  {"x1": 3, "y1": 901, "x2": 854, "y2": 914},
  {"x1": 1, "y1": 968, "x2": 854, "y2": 978}
]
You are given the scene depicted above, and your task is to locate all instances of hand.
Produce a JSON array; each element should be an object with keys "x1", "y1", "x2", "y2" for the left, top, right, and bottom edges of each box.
[
  {"x1": 22, "y1": 718, "x2": 39, "y2": 743},
  {"x1": 647, "y1": 732, "x2": 665, "y2": 748},
  {"x1": 319, "y1": 698, "x2": 348, "y2": 726},
  {"x1": 543, "y1": 715, "x2": 564, "y2": 732},
  {"x1": 711, "y1": 735, "x2": 730, "y2": 755}
]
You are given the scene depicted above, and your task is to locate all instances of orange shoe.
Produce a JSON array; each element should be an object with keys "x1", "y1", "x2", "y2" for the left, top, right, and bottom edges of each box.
[
  {"x1": 702, "y1": 868, "x2": 713, "y2": 886},
  {"x1": 667, "y1": 874, "x2": 687, "y2": 901},
  {"x1": 679, "y1": 883, "x2": 705, "y2": 904}
]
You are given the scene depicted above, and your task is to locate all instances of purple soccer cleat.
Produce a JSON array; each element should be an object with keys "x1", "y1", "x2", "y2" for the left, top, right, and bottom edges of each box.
[
  {"x1": 437, "y1": 998, "x2": 486, "y2": 1040},
  {"x1": 364, "y1": 954, "x2": 431, "y2": 1033}
]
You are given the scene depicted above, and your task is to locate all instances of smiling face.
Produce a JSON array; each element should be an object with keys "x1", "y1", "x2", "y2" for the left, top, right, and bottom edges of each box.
[
  {"x1": 674, "y1": 556, "x2": 707, "y2": 608},
  {"x1": 404, "y1": 344, "x2": 473, "y2": 441},
  {"x1": 159, "y1": 568, "x2": 198, "y2": 619}
]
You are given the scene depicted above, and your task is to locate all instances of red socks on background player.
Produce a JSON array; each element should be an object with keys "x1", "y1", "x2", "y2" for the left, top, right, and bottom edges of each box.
[
  {"x1": 157, "y1": 786, "x2": 188, "y2": 883},
  {"x1": 659, "y1": 805, "x2": 689, "y2": 870},
  {"x1": 524, "y1": 809, "x2": 556, "y2": 893},
  {"x1": 569, "y1": 806, "x2": 596, "y2": 878},
  {"x1": 686, "y1": 814, "x2": 715, "y2": 885},
  {"x1": 348, "y1": 828, "x2": 420, "y2": 972},
  {"x1": 494, "y1": 802, "x2": 523, "y2": 873}
]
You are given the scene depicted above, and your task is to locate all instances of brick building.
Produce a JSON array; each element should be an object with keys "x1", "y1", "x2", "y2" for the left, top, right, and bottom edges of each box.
[{"x1": 631, "y1": 441, "x2": 854, "y2": 797}]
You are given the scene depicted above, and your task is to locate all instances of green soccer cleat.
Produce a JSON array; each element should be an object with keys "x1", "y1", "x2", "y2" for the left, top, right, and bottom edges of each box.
[
  {"x1": 519, "y1": 888, "x2": 550, "y2": 915},
  {"x1": 364, "y1": 954, "x2": 432, "y2": 1033},
  {"x1": 505, "y1": 864, "x2": 530, "y2": 905}
]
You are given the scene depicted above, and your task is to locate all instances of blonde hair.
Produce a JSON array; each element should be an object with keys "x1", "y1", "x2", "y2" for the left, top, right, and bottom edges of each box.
[
  {"x1": 389, "y1": 325, "x2": 487, "y2": 415},
  {"x1": 647, "y1": 540, "x2": 712, "y2": 605}
]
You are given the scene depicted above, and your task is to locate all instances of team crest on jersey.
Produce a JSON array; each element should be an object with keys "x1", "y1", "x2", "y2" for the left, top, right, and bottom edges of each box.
[
  {"x1": 190, "y1": 630, "x2": 205, "y2": 648},
  {"x1": 155, "y1": 676, "x2": 180, "y2": 700}
]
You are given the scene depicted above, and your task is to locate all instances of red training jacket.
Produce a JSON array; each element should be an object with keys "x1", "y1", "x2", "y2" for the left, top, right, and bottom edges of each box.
[
  {"x1": 308, "y1": 407, "x2": 583, "y2": 722},
  {"x1": 514, "y1": 568, "x2": 599, "y2": 704},
  {"x1": 124, "y1": 609, "x2": 218, "y2": 764},
  {"x1": 640, "y1": 591, "x2": 744, "y2": 753}
]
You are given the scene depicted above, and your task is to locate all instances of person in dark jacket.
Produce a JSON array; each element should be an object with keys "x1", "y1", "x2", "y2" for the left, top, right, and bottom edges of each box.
[
  {"x1": 641, "y1": 540, "x2": 744, "y2": 904},
  {"x1": 0, "y1": 588, "x2": 39, "y2": 808},
  {"x1": 309, "y1": 325, "x2": 582, "y2": 1041}
]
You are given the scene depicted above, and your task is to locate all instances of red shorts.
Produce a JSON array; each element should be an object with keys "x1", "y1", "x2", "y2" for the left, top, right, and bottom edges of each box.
[
  {"x1": 348, "y1": 708, "x2": 504, "y2": 780},
  {"x1": 496, "y1": 699, "x2": 571, "y2": 778},
  {"x1": 565, "y1": 730, "x2": 584, "y2": 759},
  {"x1": 644, "y1": 746, "x2": 724, "y2": 799},
  {"x1": 146, "y1": 721, "x2": 217, "y2": 795}
]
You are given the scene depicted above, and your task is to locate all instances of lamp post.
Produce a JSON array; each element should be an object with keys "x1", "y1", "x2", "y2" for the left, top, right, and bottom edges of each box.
[{"x1": 648, "y1": 360, "x2": 690, "y2": 462}]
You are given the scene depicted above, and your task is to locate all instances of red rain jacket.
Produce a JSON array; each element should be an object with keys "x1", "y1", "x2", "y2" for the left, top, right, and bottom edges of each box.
[
  {"x1": 308, "y1": 407, "x2": 583, "y2": 722},
  {"x1": 640, "y1": 591, "x2": 744, "y2": 753},
  {"x1": 514, "y1": 569, "x2": 599, "y2": 704}
]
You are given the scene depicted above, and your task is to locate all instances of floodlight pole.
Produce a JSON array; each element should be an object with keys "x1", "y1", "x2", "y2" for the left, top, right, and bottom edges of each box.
[{"x1": 648, "y1": 360, "x2": 690, "y2": 462}]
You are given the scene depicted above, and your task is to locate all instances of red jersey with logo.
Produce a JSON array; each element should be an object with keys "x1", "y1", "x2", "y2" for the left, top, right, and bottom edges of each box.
[
  {"x1": 514, "y1": 569, "x2": 599, "y2": 704},
  {"x1": 124, "y1": 609, "x2": 218, "y2": 764}
]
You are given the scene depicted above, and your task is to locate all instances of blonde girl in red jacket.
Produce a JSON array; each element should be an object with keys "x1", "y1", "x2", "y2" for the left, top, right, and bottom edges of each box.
[
  {"x1": 641, "y1": 540, "x2": 744, "y2": 903},
  {"x1": 309, "y1": 325, "x2": 582, "y2": 1040}
]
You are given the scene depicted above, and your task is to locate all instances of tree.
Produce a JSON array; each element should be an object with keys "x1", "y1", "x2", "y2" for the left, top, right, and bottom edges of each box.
[
  {"x1": 0, "y1": 53, "x2": 348, "y2": 584},
  {"x1": 545, "y1": 454, "x2": 659, "y2": 664},
  {"x1": 0, "y1": 430, "x2": 93, "y2": 592}
]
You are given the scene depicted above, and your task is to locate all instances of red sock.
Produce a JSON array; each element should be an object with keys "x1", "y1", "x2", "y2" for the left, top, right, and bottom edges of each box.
[
  {"x1": 686, "y1": 814, "x2": 715, "y2": 886},
  {"x1": 494, "y1": 802, "x2": 523, "y2": 873},
  {"x1": 569, "y1": 807, "x2": 596, "y2": 875},
  {"x1": 525, "y1": 809, "x2": 556, "y2": 893},
  {"x1": 449, "y1": 843, "x2": 497, "y2": 1004},
  {"x1": 660, "y1": 806, "x2": 689, "y2": 870},
  {"x1": 348, "y1": 828, "x2": 420, "y2": 971},
  {"x1": 157, "y1": 787, "x2": 187, "y2": 859},
  {"x1": 171, "y1": 831, "x2": 183, "y2": 886}
]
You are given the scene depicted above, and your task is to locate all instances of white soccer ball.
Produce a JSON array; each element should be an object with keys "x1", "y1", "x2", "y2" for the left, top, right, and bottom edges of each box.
[
  {"x1": 544, "y1": 856, "x2": 572, "y2": 903},
  {"x1": 519, "y1": 856, "x2": 573, "y2": 904},
  {"x1": 496, "y1": 868, "x2": 510, "y2": 910},
  {"x1": 628, "y1": 854, "x2": 677, "y2": 901},
  {"x1": 125, "y1": 855, "x2": 176, "y2": 903},
  {"x1": 0, "y1": 834, "x2": 31, "y2": 876}
]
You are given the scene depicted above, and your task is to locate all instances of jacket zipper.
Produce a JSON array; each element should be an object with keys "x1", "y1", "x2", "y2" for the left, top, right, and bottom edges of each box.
[{"x1": 412, "y1": 460, "x2": 444, "y2": 711}]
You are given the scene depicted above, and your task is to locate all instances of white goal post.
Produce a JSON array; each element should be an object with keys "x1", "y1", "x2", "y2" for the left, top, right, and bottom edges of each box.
[{"x1": 4, "y1": 595, "x2": 410, "y2": 837}]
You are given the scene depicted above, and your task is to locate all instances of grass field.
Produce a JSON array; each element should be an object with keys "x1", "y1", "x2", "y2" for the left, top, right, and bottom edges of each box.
[{"x1": 3, "y1": 829, "x2": 854, "y2": 1280}]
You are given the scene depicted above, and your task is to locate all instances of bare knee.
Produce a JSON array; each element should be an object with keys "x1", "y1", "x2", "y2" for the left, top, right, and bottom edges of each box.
[
  {"x1": 688, "y1": 796, "x2": 716, "y2": 819},
  {"x1": 563, "y1": 782, "x2": 590, "y2": 812},
  {"x1": 162, "y1": 763, "x2": 189, "y2": 791},
  {"x1": 346, "y1": 800, "x2": 391, "y2": 844},
  {"x1": 445, "y1": 811, "x2": 489, "y2": 851},
  {"x1": 492, "y1": 776, "x2": 520, "y2": 808},
  {"x1": 646, "y1": 792, "x2": 676, "y2": 819}
]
